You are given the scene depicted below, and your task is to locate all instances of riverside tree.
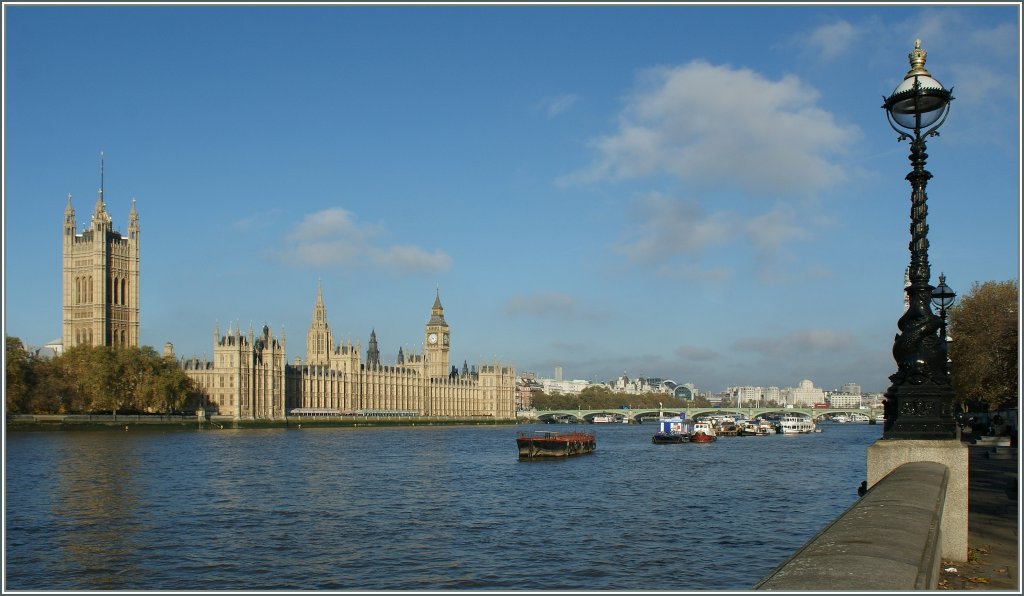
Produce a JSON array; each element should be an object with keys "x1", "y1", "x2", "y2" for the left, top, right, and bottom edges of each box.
[
  {"x1": 4, "y1": 337, "x2": 195, "y2": 415},
  {"x1": 529, "y1": 386, "x2": 699, "y2": 410},
  {"x1": 947, "y1": 280, "x2": 1018, "y2": 412}
]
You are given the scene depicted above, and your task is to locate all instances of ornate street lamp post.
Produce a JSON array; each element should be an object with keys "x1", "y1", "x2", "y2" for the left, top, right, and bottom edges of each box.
[
  {"x1": 881, "y1": 40, "x2": 957, "y2": 440},
  {"x1": 931, "y1": 273, "x2": 957, "y2": 346}
]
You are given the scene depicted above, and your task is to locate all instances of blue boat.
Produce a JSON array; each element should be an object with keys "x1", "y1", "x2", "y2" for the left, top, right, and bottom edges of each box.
[{"x1": 652, "y1": 415, "x2": 692, "y2": 444}]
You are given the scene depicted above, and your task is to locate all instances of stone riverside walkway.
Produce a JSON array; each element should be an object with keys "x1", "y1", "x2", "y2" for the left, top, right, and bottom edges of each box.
[{"x1": 938, "y1": 436, "x2": 1019, "y2": 591}]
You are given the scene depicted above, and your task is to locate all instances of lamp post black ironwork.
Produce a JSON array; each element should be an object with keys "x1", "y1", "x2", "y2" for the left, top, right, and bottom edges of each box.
[
  {"x1": 881, "y1": 40, "x2": 958, "y2": 440},
  {"x1": 931, "y1": 272, "x2": 956, "y2": 345}
]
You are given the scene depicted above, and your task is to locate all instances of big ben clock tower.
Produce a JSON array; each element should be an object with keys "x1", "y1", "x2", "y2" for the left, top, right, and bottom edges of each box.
[{"x1": 425, "y1": 291, "x2": 450, "y2": 378}]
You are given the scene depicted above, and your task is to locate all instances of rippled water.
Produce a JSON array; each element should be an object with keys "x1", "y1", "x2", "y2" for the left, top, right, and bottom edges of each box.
[{"x1": 4, "y1": 422, "x2": 882, "y2": 590}]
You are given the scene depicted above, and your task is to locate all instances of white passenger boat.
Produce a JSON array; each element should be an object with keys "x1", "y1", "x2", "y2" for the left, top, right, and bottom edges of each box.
[{"x1": 777, "y1": 414, "x2": 815, "y2": 434}]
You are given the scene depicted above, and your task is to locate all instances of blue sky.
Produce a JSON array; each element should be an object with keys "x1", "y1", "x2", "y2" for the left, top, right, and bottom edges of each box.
[{"x1": 3, "y1": 3, "x2": 1020, "y2": 394}]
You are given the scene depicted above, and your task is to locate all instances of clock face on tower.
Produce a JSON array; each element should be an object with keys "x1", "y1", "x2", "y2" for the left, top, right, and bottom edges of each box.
[
  {"x1": 443, "y1": 333, "x2": 449, "y2": 345},
  {"x1": 428, "y1": 333, "x2": 438, "y2": 344}
]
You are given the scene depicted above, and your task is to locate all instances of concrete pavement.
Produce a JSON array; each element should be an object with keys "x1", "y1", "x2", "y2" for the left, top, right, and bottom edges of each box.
[{"x1": 938, "y1": 436, "x2": 1019, "y2": 591}]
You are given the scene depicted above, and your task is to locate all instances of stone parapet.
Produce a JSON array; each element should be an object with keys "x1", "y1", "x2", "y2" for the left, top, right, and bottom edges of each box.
[
  {"x1": 754, "y1": 461, "x2": 949, "y2": 591},
  {"x1": 867, "y1": 438, "x2": 968, "y2": 561}
]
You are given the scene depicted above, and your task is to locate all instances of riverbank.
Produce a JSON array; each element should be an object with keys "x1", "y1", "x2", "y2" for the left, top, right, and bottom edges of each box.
[{"x1": 5, "y1": 413, "x2": 519, "y2": 431}]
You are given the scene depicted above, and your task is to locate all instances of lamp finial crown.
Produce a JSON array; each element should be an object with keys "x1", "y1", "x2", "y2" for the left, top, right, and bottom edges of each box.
[{"x1": 905, "y1": 38, "x2": 931, "y2": 79}]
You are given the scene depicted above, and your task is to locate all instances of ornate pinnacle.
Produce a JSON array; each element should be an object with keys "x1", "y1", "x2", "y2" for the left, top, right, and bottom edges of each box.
[{"x1": 904, "y1": 39, "x2": 931, "y2": 80}]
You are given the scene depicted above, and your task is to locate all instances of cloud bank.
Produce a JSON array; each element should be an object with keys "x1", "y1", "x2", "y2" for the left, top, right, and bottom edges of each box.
[{"x1": 561, "y1": 60, "x2": 860, "y2": 196}]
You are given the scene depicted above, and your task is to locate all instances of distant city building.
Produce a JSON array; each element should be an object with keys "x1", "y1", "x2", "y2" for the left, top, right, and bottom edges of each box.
[
  {"x1": 827, "y1": 393, "x2": 862, "y2": 409},
  {"x1": 554, "y1": 366, "x2": 563, "y2": 382},
  {"x1": 839, "y1": 382, "x2": 862, "y2": 395},
  {"x1": 515, "y1": 372, "x2": 542, "y2": 410},
  {"x1": 61, "y1": 155, "x2": 139, "y2": 349},
  {"x1": 541, "y1": 378, "x2": 594, "y2": 395},
  {"x1": 673, "y1": 383, "x2": 697, "y2": 400},
  {"x1": 864, "y1": 392, "x2": 886, "y2": 409},
  {"x1": 731, "y1": 386, "x2": 763, "y2": 407},
  {"x1": 530, "y1": 371, "x2": 697, "y2": 399},
  {"x1": 607, "y1": 373, "x2": 675, "y2": 395},
  {"x1": 783, "y1": 379, "x2": 825, "y2": 407}
]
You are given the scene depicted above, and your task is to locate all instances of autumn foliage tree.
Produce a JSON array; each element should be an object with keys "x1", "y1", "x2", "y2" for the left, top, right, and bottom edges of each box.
[
  {"x1": 5, "y1": 337, "x2": 195, "y2": 415},
  {"x1": 947, "y1": 280, "x2": 1018, "y2": 412}
]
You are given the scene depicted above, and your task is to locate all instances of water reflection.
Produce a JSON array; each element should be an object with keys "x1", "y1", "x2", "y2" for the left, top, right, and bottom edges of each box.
[{"x1": 52, "y1": 433, "x2": 143, "y2": 589}]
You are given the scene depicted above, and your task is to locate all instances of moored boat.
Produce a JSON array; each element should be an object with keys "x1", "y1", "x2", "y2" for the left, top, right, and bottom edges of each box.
[
  {"x1": 777, "y1": 414, "x2": 815, "y2": 434},
  {"x1": 652, "y1": 431, "x2": 690, "y2": 444},
  {"x1": 652, "y1": 416, "x2": 691, "y2": 444},
  {"x1": 739, "y1": 420, "x2": 766, "y2": 436},
  {"x1": 690, "y1": 421, "x2": 717, "y2": 443},
  {"x1": 516, "y1": 430, "x2": 596, "y2": 458}
]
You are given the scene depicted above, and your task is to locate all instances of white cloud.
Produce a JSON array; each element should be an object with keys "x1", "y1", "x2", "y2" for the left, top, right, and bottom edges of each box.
[
  {"x1": 612, "y1": 194, "x2": 816, "y2": 279},
  {"x1": 562, "y1": 60, "x2": 860, "y2": 196},
  {"x1": 805, "y1": 21, "x2": 861, "y2": 60},
  {"x1": 746, "y1": 205, "x2": 812, "y2": 256},
  {"x1": 967, "y1": 22, "x2": 1018, "y2": 59},
  {"x1": 374, "y1": 245, "x2": 452, "y2": 273},
  {"x1": 613, "y1": 192, "x2": 735, "y2": 262},
  {"x1": 282, "y1": 207, "x2": 450, "y2": 273},
  {"x1": 287, "y1": 207, "x2": 380, "y2": 242},
  {"x1": 540, "y1": 93, "x2": 579, "y2": 117},
  {"x1": 232, "y1": 209, "x2": 283, "y2": 231}
]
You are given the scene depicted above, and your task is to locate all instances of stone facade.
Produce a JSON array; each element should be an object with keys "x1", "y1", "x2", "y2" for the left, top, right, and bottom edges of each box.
[
  {"x1": 182, "y1": 322, "x2": 288, "y2": 419},
  {"x1": 181, "y1": 285, "x2": 516, "y2": 421},
  {"x1": 62, "y1": 166, "x2": 140, "y2": 349}
]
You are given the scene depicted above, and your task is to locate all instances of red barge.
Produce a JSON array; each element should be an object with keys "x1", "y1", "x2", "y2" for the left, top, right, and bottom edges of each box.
[{"x1": 516, "y1": 430, "x2": 596, "y2": 458}]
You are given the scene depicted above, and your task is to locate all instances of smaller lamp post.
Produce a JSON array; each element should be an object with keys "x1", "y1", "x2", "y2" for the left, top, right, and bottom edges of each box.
[{"x1": 931, "y1": 273, "x2": 957, "y2": 344}]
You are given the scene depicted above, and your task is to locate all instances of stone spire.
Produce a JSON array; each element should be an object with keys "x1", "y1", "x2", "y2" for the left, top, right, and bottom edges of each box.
[
  {"x1": 91, "y1": 152, "x2": 112, "y2": 231},
  {"x1": 428, "y1": 289, "x2": 447, "y2": 326},
  {"x1": 367, "y1": 329, "x2": 380, "y2": 366},
  {"x1": 306, "y1": 279, "x2": 333, "y2": 365},
  {"x1": 64, "y1": 193, "x2": 76, "y2": 237},
  {"x1": 128, "y1": 197, "x2": 139, "y2": 240}
]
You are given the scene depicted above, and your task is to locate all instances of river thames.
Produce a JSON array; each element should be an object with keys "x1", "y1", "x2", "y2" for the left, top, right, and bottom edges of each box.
[{"x1": 5, "y1": 421, "x2": 882, "y2": 591}]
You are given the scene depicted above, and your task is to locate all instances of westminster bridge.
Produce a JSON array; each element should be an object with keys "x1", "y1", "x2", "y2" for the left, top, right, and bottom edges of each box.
[{"x1": 528, "y1": 406, "x2": 883, "y2": 424}]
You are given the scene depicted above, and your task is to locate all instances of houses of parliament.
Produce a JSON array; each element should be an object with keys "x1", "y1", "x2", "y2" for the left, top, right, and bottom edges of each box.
[{"x1": 61, "y1": 161, "x2": 516, "y2": 422}]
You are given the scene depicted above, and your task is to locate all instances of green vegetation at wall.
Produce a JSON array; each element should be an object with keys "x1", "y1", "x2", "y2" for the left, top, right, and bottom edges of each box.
[
  {"x1": 5, "y1": 337, "x2": 195, "y2": 415},
  {"x1": 530, "y1": 384, "x2": 711, "y2": 410}
]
